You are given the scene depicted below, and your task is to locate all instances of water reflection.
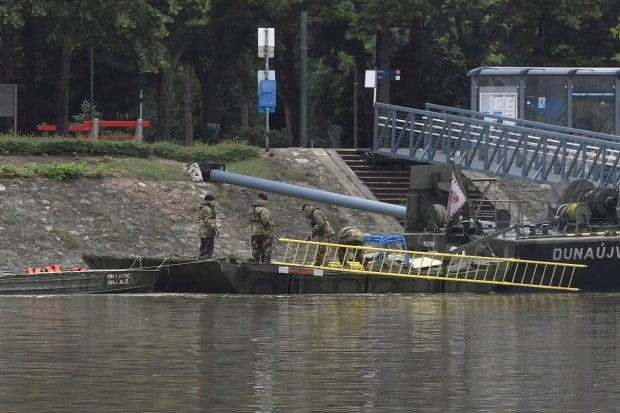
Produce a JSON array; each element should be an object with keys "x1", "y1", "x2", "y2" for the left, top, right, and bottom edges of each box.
[{"x1": 0, "y1": 294, "x2": 617, "y2": 412}]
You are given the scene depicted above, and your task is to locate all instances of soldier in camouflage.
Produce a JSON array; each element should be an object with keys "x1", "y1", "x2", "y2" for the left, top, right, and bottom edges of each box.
[
  {"x1": 302, "y1": 203, "x2": 335, "y2": 266},
  {"x1": 337, "y1": 226, "x2": 365, "y2": 265},
  {"x1": 249, "y1": 193, "x2": 275, "y2": 263},
  {"x1": 198, "y1": 194, "x2": 218, "y2": 259}
]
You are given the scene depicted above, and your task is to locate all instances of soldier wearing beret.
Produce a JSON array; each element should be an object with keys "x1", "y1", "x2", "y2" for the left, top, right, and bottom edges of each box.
[{"x1": 198, "y1": 194, "x2": 218, "y2": 259}]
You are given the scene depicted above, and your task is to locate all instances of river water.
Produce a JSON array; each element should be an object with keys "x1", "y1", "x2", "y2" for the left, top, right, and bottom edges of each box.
[{"x1": 0, "y1": 293, "x2": 617, "y2": 412}]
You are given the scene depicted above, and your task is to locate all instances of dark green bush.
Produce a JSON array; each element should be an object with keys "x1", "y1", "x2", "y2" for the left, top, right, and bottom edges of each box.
[
  {"x1": 226, "y1": 125, "x2": 289, "y2": 148},
  {"x1": 0, "y1": 136, "x2": 260, "y2": 163},
  {"x1": 44, "y1": 162, "x2": 87, "y2": 180},
  {"x1": 266, "y1": 129, "x2": 289, "y2": 148},
  {"x1": 0, "y1": 164, "x2": 17, "y2": 177}
]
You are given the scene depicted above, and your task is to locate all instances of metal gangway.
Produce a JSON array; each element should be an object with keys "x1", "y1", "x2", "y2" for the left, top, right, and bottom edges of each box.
[
  {"x1": 373, "y1": 102, "x2": 620, "y2": 187},
  {"x1": 274, "y1": 238, "x2": 585, "y2": 292}
]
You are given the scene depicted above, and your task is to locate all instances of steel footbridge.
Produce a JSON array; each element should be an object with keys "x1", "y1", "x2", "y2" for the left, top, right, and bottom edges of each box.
[{"x1": 373, "y1": 102, "x2": 620, "y2": 187}]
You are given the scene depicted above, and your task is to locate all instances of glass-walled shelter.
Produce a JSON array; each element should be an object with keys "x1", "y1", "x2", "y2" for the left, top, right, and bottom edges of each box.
[{"x1": 468, "y1": 67, "x2": 620, "y2": 136}]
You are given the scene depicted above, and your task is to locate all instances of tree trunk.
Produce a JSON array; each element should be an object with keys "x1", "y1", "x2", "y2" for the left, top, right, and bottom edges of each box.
[
  {"x1": 157, "y1": 67, "x2": 174, "y2": 140},
  {"x1": 204, "y1": 67, "x2": 221, "y2": 124},
  {"x1": 1, "y1": 23, "x2": 15, "y2": 82},
  {"x1": 376, "y1": 17, "x2": 392, "y2": 104},
  {"x1": 350, "y1": 43, "x2": 373, "y2": 148},
  {"x1": 0, "y1": 23, "x2": 15, "y2": 132},
  {"x1": 21, "y1": 19, "x2": 38, "y2": 132},
  {"x1": 156, "y1": 43, "x2": 184, "y2": 141},
  {"x1": 195, "y1": 65, "x2": 222, "y2": 142},
  {"x1": 238, "y1": 73, "x2": 249, "y2": 127},
  {"x1": 183, "y1": 65, "x2": 194, "y2": 145},
  {"x1": 274, "y1": 31, "x2": 299, "y2": 146},
  {"x1": 56, "y1": 25, "x2": 76, "y2": 136}
]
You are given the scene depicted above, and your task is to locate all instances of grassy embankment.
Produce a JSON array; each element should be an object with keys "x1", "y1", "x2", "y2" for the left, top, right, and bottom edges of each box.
[{"x1": 0, "y1": 135, "x2": 303, "y2": 181}]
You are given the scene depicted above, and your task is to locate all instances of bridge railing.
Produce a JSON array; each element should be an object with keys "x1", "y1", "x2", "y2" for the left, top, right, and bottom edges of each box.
[
  {"x1": 373, "y1": 102, "x2": 620, "y2": 187},
  {"x1": 425, "y1": 103, "x2": 620, "y2": 143}
]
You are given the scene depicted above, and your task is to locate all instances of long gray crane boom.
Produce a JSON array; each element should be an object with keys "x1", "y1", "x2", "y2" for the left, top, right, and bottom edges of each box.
[{"x1": 187, "y1": 162, "x2": 407, "y2": 219}]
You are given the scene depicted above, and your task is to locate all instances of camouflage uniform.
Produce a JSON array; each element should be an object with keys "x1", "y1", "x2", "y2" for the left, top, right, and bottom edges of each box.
[
  {"x1": 308, "y1": 207, "x2": 335, "y2": 266},
  {"x1": 198, "y1": 201, "x2": 218, "y2": 258},
  {"x1": 337, "y1": 226, "x2": 365, "y2": 265},
  {"x1": 249, "y1": 202, "x2": 274, "y2": 263}
]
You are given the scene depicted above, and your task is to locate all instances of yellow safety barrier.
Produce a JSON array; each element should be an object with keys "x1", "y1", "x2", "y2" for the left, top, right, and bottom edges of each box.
[{"x1": 273, "y1": 238, "x2": 587, "y2": 292}]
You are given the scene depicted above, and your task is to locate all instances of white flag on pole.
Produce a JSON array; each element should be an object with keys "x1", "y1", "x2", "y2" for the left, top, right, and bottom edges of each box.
[{"x1": 447, "y1": 171, "x2": 466, "y2": 220}]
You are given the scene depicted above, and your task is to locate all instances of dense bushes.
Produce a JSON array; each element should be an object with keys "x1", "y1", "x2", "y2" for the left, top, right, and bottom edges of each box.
[
  {"x1": 0, "y1": 162, "x2": 87, "y2": 180},
  {"x1": 226, "y1": 125, "x2": 289, "y2": 148},
  {"x1": 0, "y1": 136, "x2": 261, "y2": 163}
]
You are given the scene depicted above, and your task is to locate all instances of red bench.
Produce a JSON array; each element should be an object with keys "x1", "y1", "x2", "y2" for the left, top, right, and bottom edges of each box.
[
  {"x1": 36, "y1": 120, "x2": 150, "y2": 137},
  {"x1": 36, "y1": 124, "x2": 91, "y2": 132}
]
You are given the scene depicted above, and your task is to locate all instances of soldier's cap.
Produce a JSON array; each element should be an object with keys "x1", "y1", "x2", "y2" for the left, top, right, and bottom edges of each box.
[
  {"x1": 204, "y1": 194, "x2": 215, "y2": 201},
  {"x1": 258, "y1": 193, "x2": 268, "y2": 201},
  {"x1": 301, "y1": 203, "x2": 311, "y2": 211}
]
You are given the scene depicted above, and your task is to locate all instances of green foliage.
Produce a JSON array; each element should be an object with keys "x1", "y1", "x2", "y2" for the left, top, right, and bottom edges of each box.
[
  {"x1": 0, "y1": 137, "x2": 259, "y2": 163},
  {"x1": 226, "y1": 125, "x2": 288, "y2": 148},
  {"x1": 72, "y1": 100, "x2": 103, "y2": 123},
  {"x1": 86, "y1": 164, "x2": 118, "y2": 178},
  {"x1": 5, "y1": 0, "x2": 620, "y2": 144},
  {"x1": 149, "y1": 141, "x2": 191, "y2": 161},
  {"x1": 43, "y1": 162, "x2": 87, "y2": 180},
  {"x1": 188, "y1": 141, "x2": 261, "y2": 162},
  {"x1": 25, "y1": 163, "x2": 45, "y2": 176},
  {"x1": 98, "y1": 158, "x2": 189, "y2": 180},
  {"x1": 0, "y1": 165, "x2": 18, "y2": 178},
  {"x1": 228, "y1": 157, "x2": 313, "y2": 182}
]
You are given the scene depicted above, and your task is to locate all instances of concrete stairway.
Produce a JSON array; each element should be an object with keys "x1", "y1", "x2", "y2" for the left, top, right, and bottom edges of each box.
[
  {"x1": 334, "y1": 149, "x2": 411, "y2": 206},
  {"x1": 334, "y1": 149, "x2": 500, "y2": 225}
]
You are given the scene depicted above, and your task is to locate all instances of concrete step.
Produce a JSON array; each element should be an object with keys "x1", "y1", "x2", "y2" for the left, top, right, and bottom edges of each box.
[
  {"x1": 354, "y1": 170, "x2": 410, "y2": 177},
  {"x1": 366, "y1": 191, "x2": 410, "y2": 197},
  {"x1": 335, "y1": 149, "x2": 411, "y2": 217},
  {"x1": 338, "y1": 152, "x2": 366, "y2": 159},
  {"x1": 376, "y1": 196, "x2": 407, "y2": 204},
  {"x1": 364, "y1": 184, "x2": 410, "y2": 190},
  {"x1": 347, "y1": 164, "x2": 375, "y2": 171},
  {"x1": 362, "y1": 176, "x2": 410, "y2": 183}
]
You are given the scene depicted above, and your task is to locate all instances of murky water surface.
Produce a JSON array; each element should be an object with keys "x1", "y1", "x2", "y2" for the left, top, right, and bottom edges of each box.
[{"x1": 0, "y1": 294, "x2": 617, "y2": 412}]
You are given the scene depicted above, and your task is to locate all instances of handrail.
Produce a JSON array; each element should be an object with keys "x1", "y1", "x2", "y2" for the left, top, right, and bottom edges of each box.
[
  {"x1": 274, "y1": 238, "x2": 585, "y2": 292},
  {"x1": 425, "y1": 103, "x2": 620, "y2": 143},
  {"x1": 373, "y1": 102, "x2": 620, "y2": 187}
]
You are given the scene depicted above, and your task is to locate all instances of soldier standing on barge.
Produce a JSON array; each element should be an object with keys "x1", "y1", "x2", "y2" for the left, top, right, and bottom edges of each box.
[
  {"x1": 302, "y1": 203, "x2": 335, "y2": 266},
  {"x1": 249, "y1": 193, "x2": 275, "y2": 263},
  {"x1": 336, "y1": 226, "x2": 365, "y2": 266},
  {"x1": 198, "y1": 194, "x2": 218, "y2": 259}
]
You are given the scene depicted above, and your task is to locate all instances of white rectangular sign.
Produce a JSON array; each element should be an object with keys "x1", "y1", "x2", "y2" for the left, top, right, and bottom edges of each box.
[
  {"x1": 364, "y1": 70, "x2": 376, "y2": 88},
  {"x1": 257, "y1": 70, "x2": 276, "y2": 91},
  {"x1": 0, "y1": 84, "x2": 16, "y2": 117},
  {"x1": 258, "y1": 28, "x2": 275, "y2": 57}
]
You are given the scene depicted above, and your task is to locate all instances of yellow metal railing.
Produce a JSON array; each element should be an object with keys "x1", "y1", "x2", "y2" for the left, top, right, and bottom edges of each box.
[{"x1": 274, "y1": 238, "x2": 586, "y2": 292}]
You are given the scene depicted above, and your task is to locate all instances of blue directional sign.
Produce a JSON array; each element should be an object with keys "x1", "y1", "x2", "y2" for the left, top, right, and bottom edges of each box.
[
  {"x1": 377, "y1": 69, "x2": 401, "y2": 80},
  {"x1": 258, "y1": 79, "x2": 276, "y2": 113}
]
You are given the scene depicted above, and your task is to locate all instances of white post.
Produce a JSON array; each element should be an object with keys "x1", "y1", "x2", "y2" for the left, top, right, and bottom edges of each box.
[
  {"x1": 134, "y1": 119, "x2": 143, "y2": 142},
  {"x1": 373, "y1": 68, "x2": 377, "y2": 105},
  {"x1": 134, "y1": 89, "x2": 143, "y2": 142},
  {"x1": 264, "y1": 28, "x2": 270, "y2": 151},
  {"x1": 258, "y1": 27, "x2": 274, "y2": 152},
  {"x1": 13, "y1": 85, "x2": 17, "y2": 139},
  {"x1": 92, "y1": 118, "x2": 99, "y2": 141}
]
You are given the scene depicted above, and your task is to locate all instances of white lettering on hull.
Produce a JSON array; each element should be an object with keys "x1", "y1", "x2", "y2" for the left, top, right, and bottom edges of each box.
[
  {"x1": 552, "y1": 244, "x2": 620, "y2": 261},
  {"x1": 106, "y1": 272, "x2": 132, "y2": 285}
]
